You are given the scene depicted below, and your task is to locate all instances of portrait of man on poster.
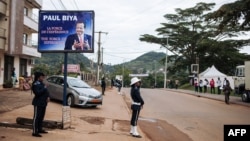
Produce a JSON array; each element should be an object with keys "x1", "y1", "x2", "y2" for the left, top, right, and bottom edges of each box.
[{"x1": 64, "y1": 21, "x2": 92, "y2": 51}]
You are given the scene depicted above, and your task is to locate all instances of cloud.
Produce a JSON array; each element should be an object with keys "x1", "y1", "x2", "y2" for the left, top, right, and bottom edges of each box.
[{"x1": 41, "y1": 0, "x2": 241, "y2": 65}]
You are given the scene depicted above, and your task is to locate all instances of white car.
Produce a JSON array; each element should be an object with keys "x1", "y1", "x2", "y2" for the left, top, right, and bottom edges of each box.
[{"x1": 46, "y1": 76, "x2": 102, "y2": 107}]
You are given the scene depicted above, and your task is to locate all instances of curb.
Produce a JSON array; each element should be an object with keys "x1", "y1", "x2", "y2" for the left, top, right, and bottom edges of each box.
[{"x1": 164, "y1": 89, "x2": 250, "y2": 108}]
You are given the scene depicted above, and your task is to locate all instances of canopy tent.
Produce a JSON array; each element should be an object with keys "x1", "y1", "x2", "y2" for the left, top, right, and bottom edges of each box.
[
  {"x1": 202, "y1": 65, "x2": 227, "y2": 78},
  {"x1": 199, "y1": 67, "x2": 210, "y2": 78},
  {"x1": 199, "y1": 65, "x2": 234, "y2": 89}
]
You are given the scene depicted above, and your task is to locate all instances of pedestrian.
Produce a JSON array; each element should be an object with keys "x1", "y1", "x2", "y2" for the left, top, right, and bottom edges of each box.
[
  {"x1": 175, "y1": 80, "x2": 179, "y2": 89},
  {"x1": 111, "y1": 78, "x2": 114, "y2": 89},
  {"x1": 116, "y1": 78, "x2": 122, "y2": 94},
  {"x1": 223, "y1": 80, "x2": 232, "y2": 104},
  {"x1": 210, "y1": 79, "x2": 215, "y2": 94},
  {"x1": 204, "y1": 79, "x2": 209, "y2": 93},
  {"x1": 129, "y1": 77, "x2": 144, "y2": 138},
  {"x1": 11, "y1": 67, "x2": 17, "y2": 87},
  {"x1": 101, "y1": 77, "x2": 106, "y2": 95},
  {"x1": 199, "y1": 79, "x2": 203, "y2": 93},
  {"x1": 31, "y1": 72, "x2": 50, "y2": 137},
  {"x1": 223, "y1": 78, "x2": 227, "y2": 88},
  {"x1": 216, "y1": 77, "x2": 222, "y2": 94},
  {"x1": 194, "y1": 79, "x2": 198, "y2": 93}
]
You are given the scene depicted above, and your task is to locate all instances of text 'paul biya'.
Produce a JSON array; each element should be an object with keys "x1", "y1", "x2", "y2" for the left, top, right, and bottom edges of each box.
[{"x1": 43, "y1": 15, "x2": 77, "y2": 21}]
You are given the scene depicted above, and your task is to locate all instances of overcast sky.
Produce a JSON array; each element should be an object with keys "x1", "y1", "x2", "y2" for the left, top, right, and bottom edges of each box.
[{"x1": 41, "y1": 0, "x2": 249, "y2": 65}]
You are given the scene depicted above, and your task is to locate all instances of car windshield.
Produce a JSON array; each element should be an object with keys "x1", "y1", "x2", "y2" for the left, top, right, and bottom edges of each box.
[{"x1": 68, "y1": 79, "x2": 91, "y2": 88}]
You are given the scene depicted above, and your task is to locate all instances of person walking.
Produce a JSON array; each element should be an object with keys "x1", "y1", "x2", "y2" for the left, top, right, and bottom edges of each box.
[
  {"x1": 223, "y1": 80, "x2": 232, "y2": 104},
  {"x1": 101, "y1": 77, "x2": 106, "y2": 95},
  {"x1": 204, "y1": 79, "x2": 209, "y2": 93},
  {"x1": 194, "y1": 79, "x2": 198, "y2": 93},
  {"x1": 210, "y1": 79, "x2": 215, "y2": 94},
  {"x1": 11, "y1": 68, "x2": 17, "y2": 87},
  {"x1": 199, "y1": 79, "x2": 203, "y2": 93},
  {"x1": 31, "y1": 72, "x2": 50, "y2": 137},
  {"x1": 129, "y1": 77, "x2": 144, "y2": 138},
  {"x1": 223, "y1": 78, "x2": 227, "y2": 88},
  {"x1": 111, "y1": 78, "x2": 114, "y2": 89},
  {"x1": 217, "y1": 77, "x2": 222, "y2": 94},
  {"x1": 116, "y1": 78, "x2": 122, "y2": 94}
]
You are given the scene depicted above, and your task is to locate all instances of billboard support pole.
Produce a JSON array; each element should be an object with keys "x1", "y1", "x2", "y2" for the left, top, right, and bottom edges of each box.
[
  {"x1": 63, "y1": 52, "x2": 68, "y2": 106},
  {"x1": 62, "y1": 52, "x2": 71, "y2": 129}
]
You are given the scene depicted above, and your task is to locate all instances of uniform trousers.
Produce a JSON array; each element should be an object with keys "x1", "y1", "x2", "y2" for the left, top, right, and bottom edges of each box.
[
  {"x1": 130, "y1": 106, "x2": 141, "y2": 126},
  {"x1": 33, "y1": 106, "x2": 46, "y2": 134}
]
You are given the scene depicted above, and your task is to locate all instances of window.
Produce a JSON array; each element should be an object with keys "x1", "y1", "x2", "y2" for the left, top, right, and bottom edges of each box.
[
  {"x1": 24, "y1": 7, "x2": 28, "y2": 16},
  {"x1": 47, "y1": 77, "x2": 58, "y2": 84},
  {"x1": 23, "y1": 33, "x2": 28, "y2": 45}
]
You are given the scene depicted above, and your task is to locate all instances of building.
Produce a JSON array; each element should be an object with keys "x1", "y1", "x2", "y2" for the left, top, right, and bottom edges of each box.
[{"x1": 0, "y1": 0, "x2": 42, "y2": 87}]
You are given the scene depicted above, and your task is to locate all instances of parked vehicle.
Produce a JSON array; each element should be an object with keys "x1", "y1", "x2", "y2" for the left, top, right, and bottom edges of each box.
[
  {"x1": 234, "y1": 61, "x2": 250, "y2": 102},
  {"x1": 46, "y1": 76, "x2": 103, "y2": 107}
]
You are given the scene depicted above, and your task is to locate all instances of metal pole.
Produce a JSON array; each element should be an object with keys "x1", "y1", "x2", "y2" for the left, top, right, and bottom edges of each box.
[
  {"x1": 101, "y1": 47, "x2": 104, "y2": 76},
  {"x1": 96, "y1": 31, "x2": 101, "y2": 85},
  {"x1": 122, "y1": 62, "x2": 124, "y2": 88},
  {"x1": 154, "y1": 60, "x2": 157, "y2": 87},
  {"x1": 63, "y1": 52, "x2": 68, "y2": 106},
  {"x1": 164, "y1": 37, "x2": 168, "y2": 89},
  {"x1": 95, "y1": 31, "x2": 108, "y2": 85}
]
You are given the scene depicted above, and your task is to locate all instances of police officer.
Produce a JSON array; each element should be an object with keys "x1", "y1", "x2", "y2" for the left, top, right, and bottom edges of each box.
[
  {"x1": 31, "y1": 72, "x2": 50, "y2": 137},
  {"x1": 129, "y1": 77, "x2": 144, "y2": 138}
]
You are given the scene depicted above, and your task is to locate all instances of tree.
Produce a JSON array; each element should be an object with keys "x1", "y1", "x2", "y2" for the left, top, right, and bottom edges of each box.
[
  {"x1": 139, "y1": 2, "x2": 249, "y2": 76},
  {"x1": 32, "y1": 64, "x2": 50, "y2": 75},
  {"x1": 206, "y1": 0, "x2": 250, "y2": 31}
]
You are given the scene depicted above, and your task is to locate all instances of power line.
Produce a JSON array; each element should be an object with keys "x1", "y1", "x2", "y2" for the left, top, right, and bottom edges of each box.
[
  {"x1": 58, "y1": 0, "x2": 67, "y2": 10},
  {"x1": 73, "y1": 0, "x2": 79, "y2": 10},
  {"x1": 50, "y1": 0, "x2": 58, "y2": 10}
]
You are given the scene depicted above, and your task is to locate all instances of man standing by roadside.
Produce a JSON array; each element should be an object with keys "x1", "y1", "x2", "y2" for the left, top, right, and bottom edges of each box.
[
  {"x1": 217, "y1": 77, "x2": 222, "y2": 94},
  {"x1": 101, "y1": 77, "x2": 106, "y2": 95},
  {"x1": 11, "y1": 68, "x2": 17, "y2": 87},
  {"x1": 210, "y1": 79, "x2": 215, "y2": 94},
  {"x1": 31, "y1": 72, "x2": 50, "y2": 137},
  {"x1": 129, "y1": 77, "x2": 144, "y2": 138}
]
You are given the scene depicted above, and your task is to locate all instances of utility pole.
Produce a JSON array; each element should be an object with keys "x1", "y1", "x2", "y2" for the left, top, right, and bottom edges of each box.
[
  {"x1": 101, "y1": 47, "x2": 104, "y2": 77},
  {"x1": 154, "y1": 60, "x2": 157, "y2": 88},
  {"x1": 164, "y1": 37, "x2": 168, "y2": 89},
  {"x1": 96, "y1": 31, "x2": 108, "y2": 85}
]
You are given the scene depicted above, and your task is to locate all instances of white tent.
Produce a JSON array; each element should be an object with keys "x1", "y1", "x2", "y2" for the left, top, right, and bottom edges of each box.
[
  {"x1": 199, "y1": 67, "x2": 210, "y2": 78},
  {"x1": 199, "y1": 65, "x2": 234, "y2": 89},
  {"x1": 202, "y1": 65, "x2": 227, "y2": 78}
]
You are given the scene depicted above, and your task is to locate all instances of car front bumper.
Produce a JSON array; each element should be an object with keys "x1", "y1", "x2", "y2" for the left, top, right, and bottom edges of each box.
[{"x1": 76, "y1": 96, "x2": 103, "y2": 106}]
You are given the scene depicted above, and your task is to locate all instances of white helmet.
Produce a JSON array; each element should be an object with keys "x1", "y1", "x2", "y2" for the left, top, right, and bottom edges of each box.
[{"x1": 130, "y1": 77, "x2": 141, "y2": 85}]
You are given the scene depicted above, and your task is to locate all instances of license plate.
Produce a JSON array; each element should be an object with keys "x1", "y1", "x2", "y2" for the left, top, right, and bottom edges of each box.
[{"x1": 91, "y1": 99, "x2": 100, "y2": 103}]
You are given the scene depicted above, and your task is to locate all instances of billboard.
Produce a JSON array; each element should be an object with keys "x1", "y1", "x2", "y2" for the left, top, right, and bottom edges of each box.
[
  {"x1": 62, "y1": 64, "x2": 80, "y2": 73},
  {"x1": 38, "y1": 11, "x2": 94, "y2": 53}
]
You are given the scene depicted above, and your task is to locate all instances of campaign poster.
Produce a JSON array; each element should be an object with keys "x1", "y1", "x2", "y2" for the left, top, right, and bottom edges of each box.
[{"x1": 38, "y1": 11, "x2": 94, "y2": 53}]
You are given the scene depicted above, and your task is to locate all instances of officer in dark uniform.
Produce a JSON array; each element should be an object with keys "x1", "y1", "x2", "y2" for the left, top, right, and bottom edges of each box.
[
  {"x1": 130, "y1": 77, "x2": 144, "y2": 138},
  {"x1": 31, "y1": 72, "x2": 50, "y2": 137}
]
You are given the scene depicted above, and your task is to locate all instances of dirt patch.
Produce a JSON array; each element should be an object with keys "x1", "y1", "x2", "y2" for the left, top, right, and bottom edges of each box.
[
  {"x1": 112, "y1": 119, "x2": 130, "y2": 132},
  {"x1": 0, "y1": 90, "x2": 33, "y2": 114},
  {"x1": 80, "y1": 116, "x2": 105, "y2": 125},
  {"x1": 139, "y1": 118, "x2": 193, "y2": 141}
]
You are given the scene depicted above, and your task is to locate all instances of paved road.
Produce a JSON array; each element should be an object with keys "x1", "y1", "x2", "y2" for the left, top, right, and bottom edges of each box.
[{"x1": 123, "y1": 88, "x2": 250, "y2": 141}]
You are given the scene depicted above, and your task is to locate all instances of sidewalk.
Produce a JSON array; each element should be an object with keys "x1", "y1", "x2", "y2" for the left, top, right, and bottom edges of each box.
[
  {"x1": 165, "y1": 88, "x2": 250, "y2": 107},
  {"x1": 0, "y1": 88, "x2": 149, "y2": 141}
]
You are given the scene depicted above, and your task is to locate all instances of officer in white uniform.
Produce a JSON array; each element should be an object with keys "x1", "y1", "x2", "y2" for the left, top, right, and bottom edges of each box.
[{"x1": 129, "y1": 77, "x2": 144, "y2": 138}]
